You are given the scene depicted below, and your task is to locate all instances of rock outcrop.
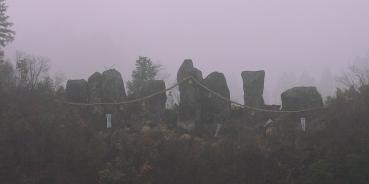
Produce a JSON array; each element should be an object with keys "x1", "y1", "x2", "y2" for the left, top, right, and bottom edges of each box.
[
  {"x1": 65, "y1": 69, "x2": 127, "y2": 129},
  {"x1": 88, "y1": 72, "x2": 103, "y2": 103},
  {"x1": 281, "y1": 87, "x2": 323, "y2": 111},
  {"x1": 201, "y1": 72, "x2": 231, "y2": 134},
  {"x1": 66, "y1": 79, "x2": 89, "y2": 103},
  {"x1": 137, "y1": 80, "x2": 167, "y2": 120},
  {"x1": 242, "y1": 70, "x2": 265, "y2": 107},
  {"x1": 101, "y1": 69, "x2": 126, "y2": 102},
  {"x1": 88, "y1": 72, "x2": 104, "y2": 113},
  {"x1": 177, "y1": 59, "x2": 203, "y2": 131}
]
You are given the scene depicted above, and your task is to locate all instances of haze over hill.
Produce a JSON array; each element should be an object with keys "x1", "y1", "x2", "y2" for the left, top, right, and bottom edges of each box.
[
  {"x1": 4, "y1": 0, "x2": 369, "y2": 103},
  {"x1": 2, "y1": 1, "x2": 369, "y2": 183}
]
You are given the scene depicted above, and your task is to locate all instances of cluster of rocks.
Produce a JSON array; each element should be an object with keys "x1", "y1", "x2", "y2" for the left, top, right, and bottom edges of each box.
[
  {"x1": 176, "y1": 60, "x2": 324, "y2": 132},
  {"x1": 241, "y1": 70, "x2": 323, "y2": 112},
  {"x1": 66, "y1": 69, "x2": 127, "y2": 104},
  {"x1": 177, "y1": 60, "x2": 231, "y2": 133},
  {"x1": 66, "y1": 60, "x2": 324, "y2": 133},
  {"x1": 66, "y1": 69, "x2": 167, "y2": 121}
]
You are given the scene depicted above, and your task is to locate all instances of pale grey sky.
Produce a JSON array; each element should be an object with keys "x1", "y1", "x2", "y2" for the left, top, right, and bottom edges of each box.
[{"x1": 4, "y1": 0, "x2": 369, "y2": 103}]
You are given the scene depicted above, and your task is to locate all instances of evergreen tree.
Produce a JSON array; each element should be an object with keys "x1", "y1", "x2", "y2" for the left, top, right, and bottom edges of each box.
[
  {"x1": 127, "y1": 56, "x2": 161, "y2": 95},
  {"x1": 0, "y1": 0, "x2": 15, "y2": 47}
]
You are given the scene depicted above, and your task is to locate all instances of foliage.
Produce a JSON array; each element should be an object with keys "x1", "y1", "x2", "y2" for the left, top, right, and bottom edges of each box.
[
  {"x1": 127, "y1": 56, "x2": 161, "y2": 95},
  {"x1": 0, "y1": 78, "x2": 106, "y2": 184},
  {"x1": 1, "y1": 59, "x2": 369, "y2": 184},
  {"x1": 0, "y1": 0, "x2": 15, "y2": 47},
  {"x1": 338, "y1": 55, "x2": 369, "y2": 90},
  {"x1": 16, "y1": 51, "x2": 50, "y2": 90}
]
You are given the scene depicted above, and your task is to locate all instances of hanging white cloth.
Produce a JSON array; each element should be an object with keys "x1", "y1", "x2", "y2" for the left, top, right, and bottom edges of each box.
[
  {"x1": 300, "y1": 117, "x2": 306, "y2": 132},
  {"x1": 214, "y1": 123, "x2": 222, "y2": 137},
  {"x1": 106, "y1": 114, "x2": 112, "y2": 128}
]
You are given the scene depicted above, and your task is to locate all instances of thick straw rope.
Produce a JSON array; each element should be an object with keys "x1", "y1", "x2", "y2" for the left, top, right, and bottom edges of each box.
[
  {"x1": 190, "y1": 77, "x2": 324, "y2": 113},
  {"x1": 60, "y1": 76, "x2": 191, "y2": 106},
  {"x1": 61, "y1": 76, "x2": 324, "y2": 113}
]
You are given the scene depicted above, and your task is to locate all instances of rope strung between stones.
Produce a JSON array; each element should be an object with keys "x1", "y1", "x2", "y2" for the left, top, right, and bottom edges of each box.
[
  {"x1": 189, "y1": 77, "x2": 325, "y2": 113},
  {"x1": 61, "y1": 76, "x2": 324, "y2": 113},
  {"x1": 59, "y1": 76, "x2": 192, "y2": 106}
]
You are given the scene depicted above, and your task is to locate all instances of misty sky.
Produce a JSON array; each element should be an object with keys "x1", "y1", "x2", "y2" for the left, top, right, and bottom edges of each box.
[{"x1": 4, "y1": 0, "x2": 369, "y2": 103}]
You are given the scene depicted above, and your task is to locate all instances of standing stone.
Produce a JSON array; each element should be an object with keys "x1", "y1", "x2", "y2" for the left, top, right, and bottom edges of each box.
[
  {"x1": 201, "y1": 72, "x2": 231, "y2": 133},
  {"x1": 242, "y1": 70, "x2": 265, "y2": 107},
  {"x1": 101, "y1": 69, "x2": 126, "y2": 102},
  {"x1": 177, "y1": 59, "x2": 203, "y2": 131},
  {"x1": 66, "y1": 79, "x2": 88, "y2": 103},
  {"x1": 88, "y1": 72, "x2": 104, "y2": 114},
  {"x1": 281, "y1": 86, "x2": 323, "y2": 111},
  {"x1": 100, "y1": 69, "x2": 127, "y2": 128},
  {"x1": 137, "y1": 80, "x2": 167, "y2": 121},
  {"x1": 88, "y1": 72, "x2": 103, "y2": 103}
]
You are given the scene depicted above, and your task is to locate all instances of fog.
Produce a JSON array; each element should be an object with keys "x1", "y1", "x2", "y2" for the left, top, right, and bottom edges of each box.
[{"x1": 5, "y1": 0, "x2": 369, "y2": 104}]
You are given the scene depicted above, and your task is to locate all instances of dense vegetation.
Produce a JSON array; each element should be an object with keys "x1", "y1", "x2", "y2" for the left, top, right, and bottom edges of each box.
[
  {"x1": 1, "y1": 0, "x2": 368, "y2": 183},
  {"x1": 1, "y1": 59, "x2": 369, "y2": 184},
  {"x1": 0, "y1": 0, "x2": 14, "y2": 47}
]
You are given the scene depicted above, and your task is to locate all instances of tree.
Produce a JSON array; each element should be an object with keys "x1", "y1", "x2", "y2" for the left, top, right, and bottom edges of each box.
[
  {"x1": 0, "y1": 0, "x2": 15, "y2": 47},
  {"x1": 127, "y1": 56, "x2": 161, "y2": 95},
  {"x1": 16, "y1": 51, "x2": 49, "y2": 90},
  {"x1": 338, "y1": 54, "x2": 369, "y2": 90}
]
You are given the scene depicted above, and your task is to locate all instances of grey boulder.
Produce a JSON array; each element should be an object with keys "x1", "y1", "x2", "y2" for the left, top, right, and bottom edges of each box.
[
  {"x1": 202, "y1": 72, "x2": 231, "y2": 123},
  {"x1": 137, "y1": 80, "x2": 167, "y2": 120},
  {"x1": 101, "y1": 69, "x2": 126, "y2": 102},
  {"x1": 177, "y1": 59, "x2": 203, "y2": 131},
  {"x1": 242, "y1": 70, "x2": 265, "y2": 108},
  {"x1": 66, "y1": 79, "x2": 88, "y2": 103},
  {"x1": 88, "y1": 72, "x2": 103, "y2": 103},
  {"x1": 281, "y1": 86, "x2": 323, "y2": 111}
]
